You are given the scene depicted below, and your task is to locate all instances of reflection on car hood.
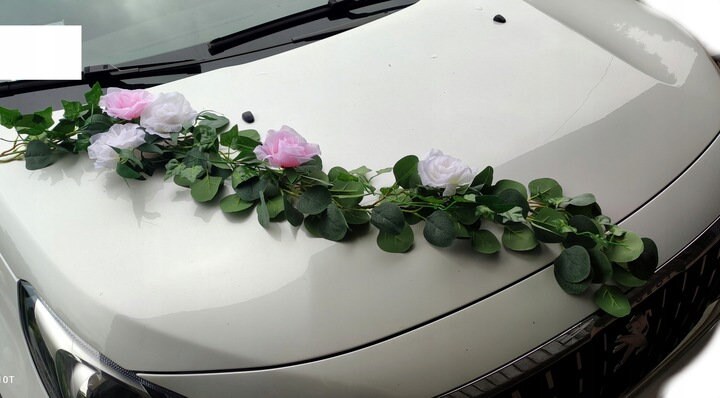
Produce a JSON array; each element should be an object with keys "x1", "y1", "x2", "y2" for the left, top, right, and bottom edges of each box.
[{"x1": 0, "y1": 0, "x2": 719, "y2": 372}]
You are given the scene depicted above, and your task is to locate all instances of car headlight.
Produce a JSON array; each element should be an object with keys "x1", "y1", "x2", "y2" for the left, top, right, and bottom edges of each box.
[{"x1": 18, "y1": 281, "x2": 183, "y2": 398}]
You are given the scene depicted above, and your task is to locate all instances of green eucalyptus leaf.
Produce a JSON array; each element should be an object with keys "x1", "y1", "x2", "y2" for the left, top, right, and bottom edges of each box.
[
  {"x1": 190, "y1": 176, "x2": 223, "y2": 202},
  {"x1": 554, "y1": 246, "x2": 591, "y2": 283},
  {"x1": 568, "y1": 193, "x2": 596, "y2": 207},
  {"x1": 606, "y1": 231, "x2": 644, "y2": 263},
  {"x1": 449, "y1": 204, "x2": 480, "y2": 225},
  {"x1": 377, "y1": 223, "x2": 414, "y2": 253},
  {"x1": 627, "y1": 238, "x2": 658, "y2": 280},
  {"x1": 531, "y1": 207, "x2": 567, "y2": 243},
  {"x1": 116, "y1": 162, "x2": 142, "y2": 179},
  {"x1": 236, "y1": 175, "x2": 279, "y2": 202},
  {"x1": 328, "y1": 166, "x2": 354, "y2": 182},
  {"x1": 471, "y1": 166, "x2": 493, "y2": 190},
  {"x1": 266, "y1": 195, "x2": 285, "y2": 218},
  {"x1": 613, "y1": 264, "x2": 647, "y2": 288},
  {"x1": 24, "y1": 141, "x2": 56, "y2": 170},
  {"x1": 502, "y1": 224, "x2": 538, "y2": 252},
  {"x1": 497, "y1": 189, "x2": 530, "y2": 217},
  {"x1": 491, "y1": 179, "x2": 528, "y2": 200},
  {"x1": 197, "y1": 113, "x2": 230, "y2": 130},
  {"x1": 423, "y1": 210, "x2": 456, "y2": 247},
  {"x1": 554, "y1": 275, "x2": 591, "y2": 295},
  {"x1": 563, "y1": 215, "x2": 600, "y2": 250},
  {"x1": 565, "y1": 202, "x2": 603, "y2": 218},
  {"x1": 475, "y1": 195, "x2": 514, "y2": 214},
  {"x1": 471, "y1": 230, "x2": 500, "y2": 254},
  {"x1": 594, "y1": 285, "x2": 631, "y2": 317},
  {"x1": 343, "y1": 209, "x2": 371, "y2": 225},
  {"x1": 284, "y1": 197, "x2": 305, "y2": 226},
  {"x1": 219, "y1": 194, "x2": 254, "y2": 213},
  {"x1": 137, "y1": 143, "x2": 163, "y2": 154},
  {"x1": 589, "y1": 247, "x2": 613, "y2": 283},
  {"x1": 370, "y1": 202, "x2": 406, "y2": 235},
  {"x1": 231, "y1": 166, "x2": 259, "y2": 188},
  {"x1": 296, "y1": 185, "x2": 332, "y2": 215},
  {"x1": 393, "y1": 155, "x2": 421, "y2": 189},
  {"x1": 257, "y1": 193, "x2": 270, "y2": 228},
  {"x1": 529, "y1": 178, "x2": 562, "y2": 200},
  {"x1": 321, "y1": 204, "x2": 349, "y2": 241}
]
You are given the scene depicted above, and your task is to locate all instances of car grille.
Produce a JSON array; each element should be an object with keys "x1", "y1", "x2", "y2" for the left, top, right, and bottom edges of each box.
[{"x1": 440, "y1": 216, "x2": 720, "y2": 398}]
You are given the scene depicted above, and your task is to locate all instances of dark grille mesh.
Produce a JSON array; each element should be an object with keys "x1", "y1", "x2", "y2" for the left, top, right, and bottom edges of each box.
[{"x1": 443, "y1": 220, "x2": 720, "y2": 398}]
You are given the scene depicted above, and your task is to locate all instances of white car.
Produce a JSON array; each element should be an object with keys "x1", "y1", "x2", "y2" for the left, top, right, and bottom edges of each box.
[{"x1": 1, "y1": 0, "x2": 719, "y2": 397}]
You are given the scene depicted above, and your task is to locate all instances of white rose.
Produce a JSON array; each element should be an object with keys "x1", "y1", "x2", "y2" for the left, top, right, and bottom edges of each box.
[
  {"x1": 418, "y1": 149, "x2": 474, "y2": 196},
  {"x1": 139, "y1": 92, "x2": 197, "y2": 138},
  {"x1": 87, "y1": 123, "x2": 146, "y2": 169}
]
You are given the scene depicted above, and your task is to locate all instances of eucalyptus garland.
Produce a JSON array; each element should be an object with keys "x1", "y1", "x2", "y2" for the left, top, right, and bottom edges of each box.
[{"x1": 0, "y1": 83, "x2": 659, "y2": 317}]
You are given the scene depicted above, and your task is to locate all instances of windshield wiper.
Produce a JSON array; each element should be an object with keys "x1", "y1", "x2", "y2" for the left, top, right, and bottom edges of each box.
[
  {"x1": 208, "y1": 0, "x2": 406, "y2": 56},
  {"x1": 0, "y1": 60, "x2": 202, "y2": 97}
]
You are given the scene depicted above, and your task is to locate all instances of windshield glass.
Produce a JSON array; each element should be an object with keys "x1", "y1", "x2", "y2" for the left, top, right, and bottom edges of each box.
[{"x1": 1, "y1": 0, "x2": 326, "y2": 67}]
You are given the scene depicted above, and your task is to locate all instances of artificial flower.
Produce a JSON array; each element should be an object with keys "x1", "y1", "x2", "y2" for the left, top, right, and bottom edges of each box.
[
  {"x1": 253, "y1": 126, "x2": 321, "y2": 168},
  {"x1": 418, "y1": 149, "x2": 474, "y2": 196},
  {"x1": 99, "y1": 88, "x2": 154, "y2": 120},
  {"x1": 87, "y1": 123, "x2": 146, "y2": 169},
  {"x1": 140, "y1": 92, "x2": 197, "y2": 138}
]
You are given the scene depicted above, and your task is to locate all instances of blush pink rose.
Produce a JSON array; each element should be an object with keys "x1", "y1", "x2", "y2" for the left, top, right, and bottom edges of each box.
[
  {"x1": 99, "y1": 88, "x2": 154, "y2": 120},
  {"x1": 253, "y1": 126, "x2": 321, "y2": 168}
]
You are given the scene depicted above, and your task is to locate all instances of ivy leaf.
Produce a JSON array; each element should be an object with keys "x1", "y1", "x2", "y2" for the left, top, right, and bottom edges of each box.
[
  {"x1": 393, "y1": 155, "x2": 421, "y2": 189},
  {"x1": 370, "y1": 202, "x2": 405, "y2": 235},
  {"x1": 219, "y1": 194, "x2": 254, "y2": 213},
  {"x1": 627, "y1": 237, "x2": 658, "y2": 280},
  {"x1": 24, "y1": 141, "x2": 56, "y2": 170},
  {"x1": 471, "y1": 230, "x2": 500, "y2": 254},
  {"x1": 606, "y1": 231, "x2": 644, "y2": 263},
  {"x1": 502, "y1": 224, "x2": 538, "y2": 251},
  {"x1": 529, "y1": 178, "x2": 562, "y2": 201},
  {"x1": 0, "y1": 106, "x2": 21, "y2": 128},
  {"x1": 61, "y1": 100, "x2": 84, "y2": 121},
  {"x1": 190, "y1": 176, "x2": 223, "y2": 202},
  {"x1": 554, "y1": 246, "x2": 591, "y2": 283},
  {"x1": 84, "y1": 82, "x2": 103, "y2": 108},
  {"x1": 296, "y1": 185, "x2": 332, "y2": 215},
  {"x1": 377, "y1": 223, "x2": 414, "y2": 253},
  {"x1": 594, "y1": 285, "x2": 631, "y2": 317},
  {"x1": 79, "y1": 114, "x2": 113, "y2": 135},
  {"x1": 490, "y1": 179, "x2": 528, "y2": 200},
  {"x1": 423, "y1": 210, "x2": 456, "y2": 247}
]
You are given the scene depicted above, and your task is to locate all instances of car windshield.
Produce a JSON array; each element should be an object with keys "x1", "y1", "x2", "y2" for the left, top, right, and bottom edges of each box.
[{"x1": 1, "y1": 0, "x2": 326, "y2": 67}]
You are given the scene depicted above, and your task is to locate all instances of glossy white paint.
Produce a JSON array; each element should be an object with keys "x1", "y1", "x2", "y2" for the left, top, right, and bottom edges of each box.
[{"x1": 0, "y1": 0, "x2": 719, "y2": 394}]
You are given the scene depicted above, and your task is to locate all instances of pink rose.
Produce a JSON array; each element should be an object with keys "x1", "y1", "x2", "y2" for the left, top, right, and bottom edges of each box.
[
  {"x1": 99, "y1": 88, "x2": 154, "y2": 120},
  {"x1": 253, "y1": 126, "x2": 321, "y2": 168}
]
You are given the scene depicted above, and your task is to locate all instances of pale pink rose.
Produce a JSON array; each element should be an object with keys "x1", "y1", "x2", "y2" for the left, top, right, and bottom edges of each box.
[
  {"x1": 99, "y1": 88, "x2": 154, "y2": 120},
  {"x1": 253, "y1": 126, "x2": 321, "y2": 168}
]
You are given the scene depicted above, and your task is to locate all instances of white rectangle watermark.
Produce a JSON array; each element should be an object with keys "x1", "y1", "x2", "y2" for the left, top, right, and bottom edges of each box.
[{"x1": 0, "y1": 25, "x2": 81, "y2": 80}]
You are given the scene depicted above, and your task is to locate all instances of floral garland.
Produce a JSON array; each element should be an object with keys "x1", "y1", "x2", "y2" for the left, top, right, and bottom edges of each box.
[{"x1": 0, "y1": 83, "x2": 659, "y2": 317}]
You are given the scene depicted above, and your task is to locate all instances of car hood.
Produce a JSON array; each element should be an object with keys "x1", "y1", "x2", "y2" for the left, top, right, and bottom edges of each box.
[{"x1": 1, "y1": 0, "x2": 719, "y2": 372}]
